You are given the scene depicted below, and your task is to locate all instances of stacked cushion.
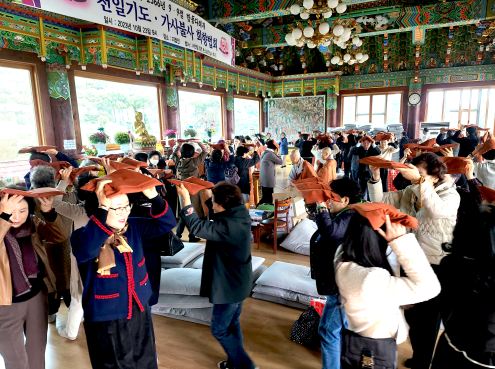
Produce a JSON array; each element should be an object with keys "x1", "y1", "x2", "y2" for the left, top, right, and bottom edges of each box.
[
  {"x1": 160, "y1": 242, "x2": 205, "y2": 269},
  {"x1": 279, "y1": 218, "x2": 317, "y2": 256},
  {"x1": 252, "y1": 261, "x2": 321, "y2": 309}
]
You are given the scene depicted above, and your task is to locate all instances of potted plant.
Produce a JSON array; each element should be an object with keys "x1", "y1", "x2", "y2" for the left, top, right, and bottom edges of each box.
[
  {"x1": 114, "y1": 131, "x2": 131, "y2": 152},
  {"x1": 162, "y1": 129, "x2": 177, "y2": 146},
  {"x1": 89, "y1": 127, "x2": 109, "y2": 155},
  {"x1": 184, "y1": 128, "x2": 197, "y2": 138}
]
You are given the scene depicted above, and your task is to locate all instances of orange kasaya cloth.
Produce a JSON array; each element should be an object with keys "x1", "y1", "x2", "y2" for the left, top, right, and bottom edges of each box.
[{"x1": 316, "y1": 159, "x2": 337, "y2": 184}]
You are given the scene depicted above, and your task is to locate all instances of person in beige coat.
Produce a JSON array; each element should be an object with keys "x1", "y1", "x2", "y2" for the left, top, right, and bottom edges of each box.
[
  {"x1": 0, "y1": 186, "x2": 69, "y2": 369},
  {"x1": 367, "y1": 152, "x2": 460, "y2": 369}
]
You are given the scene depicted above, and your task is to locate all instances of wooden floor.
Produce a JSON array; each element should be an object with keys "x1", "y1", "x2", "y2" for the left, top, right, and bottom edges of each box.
[{"x1": 0, "y1": 166, "x2": 414, "y2": 369}]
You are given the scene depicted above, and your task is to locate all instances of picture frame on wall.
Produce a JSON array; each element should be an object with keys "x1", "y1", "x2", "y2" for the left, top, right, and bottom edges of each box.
[{"x1": 267, "y1": 95, "x2": 326, "y2": 142}]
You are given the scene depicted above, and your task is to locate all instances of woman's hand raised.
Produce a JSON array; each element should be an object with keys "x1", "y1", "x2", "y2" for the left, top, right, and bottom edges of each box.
[
  {"x1": 95, "y1": 180, "x2": 112, "y2": 208},
  {"x1": 39, "y1": 197, "x2": 54, "y2": 213},
  {"x1": 377, "y1": 215, "x2": 406, "y2": 243},
  {"x1": 0, "y1": 194, "x2": 24, "y2": 215}
]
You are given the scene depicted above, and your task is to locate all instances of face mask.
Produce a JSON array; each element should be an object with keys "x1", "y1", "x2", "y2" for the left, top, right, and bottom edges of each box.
[{"x1": 150, "y1": 159, "x2": 159, "y2": 165}]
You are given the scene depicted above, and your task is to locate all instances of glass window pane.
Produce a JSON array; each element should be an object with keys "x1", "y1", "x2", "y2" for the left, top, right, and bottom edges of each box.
[
  {"x1": 487, "y1": 90, "x2": 495, "y2": 130},
  {"x1": 178, "y1": 91, "x2": 222, "y2": 141},
  {"x1": 471, "y1": 89, "x2": 479, "y2": 111},
  {"x1": 470, "y1": 111, "x2": 478, "y2": 126},
  {"x1": 479, "y1": 89, "x2": 488, "y2": 128},
  {"x1": 234, "y1": 98, "x2": 259, "y2": 137},
  {"x1": 75, "y1": 77, "x2": 160, "y2": 147},
  {"x1": 343, "y1": 96, "x2": 356, "y2": 125},
  {"x1": 0, "y1": 66, "x2": 38, "y2": 162},
  {"x1": 357, "y1": 95, "x2": 370, "y2": 114},
  {"x1": 426, "y1": 91, "x2": 444, "y2": 122},
  {"x1": 461, "y1": 111, "x2": 469, "y2": 125},
  {"x1": 444, "y1": 90, "x2": 461, "y2": 126},
  {"x1": 357, "y1": 115, "x2": 370, "y2": 124},
  {"x1": 461, "y1": 90, "x2": 471, "y2": 109},
  {"x1": 386, "y1": 94, "x2": 402, "y2": 124},
  {"x1": 372, "y1": 115, "x2": 385, "y2": 125},
  {"x1": 372, "y1": 95, "x2": 386, "y2": 114}
]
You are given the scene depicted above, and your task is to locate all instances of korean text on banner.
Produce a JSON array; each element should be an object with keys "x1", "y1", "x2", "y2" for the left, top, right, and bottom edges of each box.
[{"x1": 25, "y1": 0, "x2": 235, "y2": 66}]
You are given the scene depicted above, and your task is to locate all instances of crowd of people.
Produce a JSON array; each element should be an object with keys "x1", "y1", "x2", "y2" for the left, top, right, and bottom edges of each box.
[{"x1": 0, "y1": 123, "x2": 495, "y2": 369}]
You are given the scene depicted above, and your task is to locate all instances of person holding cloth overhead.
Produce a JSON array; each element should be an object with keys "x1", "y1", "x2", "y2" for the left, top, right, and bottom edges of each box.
[{"x1": 176, "y1": 181, "x2": 258, "y2": 369}]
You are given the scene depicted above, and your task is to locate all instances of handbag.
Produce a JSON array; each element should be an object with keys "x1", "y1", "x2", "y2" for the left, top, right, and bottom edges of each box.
[
  {"x1": 290, "y1": 306, "x2": 321, "y2": 349},
  {"x1": 340, "y1": 307, "x2": 398, "y2": 369},
  {"x1": 160, "y1": 232, "x2": 184, "y2": 257}
]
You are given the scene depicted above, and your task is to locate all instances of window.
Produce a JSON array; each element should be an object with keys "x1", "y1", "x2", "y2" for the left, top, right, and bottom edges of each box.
[
  {"x1": 425, "y1": 87, "x2": 495, "y2": 128},
  {"x1": 342, "y1": 93, "x2": 403, "y2": 126},
  {"x1": 234, "y1": 97, "x2": 260, "y2": 137},
  {"x1": 75, "y1": 75, "x2": 161, "y2": 146},
  {"x1": 0, "y1": 64, "x2": 40, "y2": 162},
  {"x1": 178, "y1": 90, "x2": 223, "y2": 141}
]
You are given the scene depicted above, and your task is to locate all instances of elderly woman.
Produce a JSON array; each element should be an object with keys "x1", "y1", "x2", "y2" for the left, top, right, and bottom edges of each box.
[
  {"x1": 259, "y1": 140, "x2": 284, "y2": 205},
  {"x1": 30, "y1": 165, "x2": 75, "y2": 325},
  {"x1": 0, "y1": 186, "x2": 68, "y2": 369},
  {"x1": 368, "y1": 153, "x2": 460, "y2": 369},
  {"x1": 71, "y1": 175, "x2": 175, "y2": 368}
]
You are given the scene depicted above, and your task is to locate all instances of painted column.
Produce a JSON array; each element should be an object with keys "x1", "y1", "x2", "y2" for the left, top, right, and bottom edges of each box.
[
  {"x1": 166, "y1": 73, "x2": 180, "y2": 133},
  {"x1": 406, "y1": 78, "x2": 422, "y2": 139},
  {"x1": 46, "y1": 63, "x2": 77, "y2": 156},
  {"x1": 225, "y1": 89, "x2": 235, "y2": 140},
  {"x1": 327, "y1": 87, "x2": 338, "y2": 128},
  {"x1": 261, "y1": 98, "x2": 268, "y2": 132}
]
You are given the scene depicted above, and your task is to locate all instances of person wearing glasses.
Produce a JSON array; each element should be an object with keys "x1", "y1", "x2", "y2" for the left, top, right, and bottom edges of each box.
[{"x1": 71, "y1": 176, "x2": 176, "y2": 369}]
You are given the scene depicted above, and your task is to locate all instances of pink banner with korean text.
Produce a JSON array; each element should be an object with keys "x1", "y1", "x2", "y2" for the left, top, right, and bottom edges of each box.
[{"x1": 17, "y1": 0, "x2": 235, "y2": 66}]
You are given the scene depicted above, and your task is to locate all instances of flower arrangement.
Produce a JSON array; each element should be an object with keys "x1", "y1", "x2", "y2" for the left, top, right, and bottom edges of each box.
[
  {"x1": 114, "y1": 132, "x2": 130, "y2": 145},
  {"x1": 184, "y1": 128, "x2": 197, "y2": 137},
  {"x1": 163, "y1": 129, "x2": 177, "y2": 139},
  {"x1": 89, "y1": 127, "x2": 109, "y2": 144},
  {"x1": 205, "y1": 124, "x2": 216, "y2": 138}
]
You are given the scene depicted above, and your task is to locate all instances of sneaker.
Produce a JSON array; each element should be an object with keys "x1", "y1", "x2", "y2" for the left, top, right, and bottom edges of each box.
[
  {"x1": 58, "y1": 326, "x2": 77, "y2": 341},
  {"x1": 48, "y1": 314, "x2": 56, "y2": 324},
  {"x1": 189, "y1": 236, "x2": 201, "y2": 242},
  {"x1": 217, "y1": 361, "x2": 233, "y2": 369}
]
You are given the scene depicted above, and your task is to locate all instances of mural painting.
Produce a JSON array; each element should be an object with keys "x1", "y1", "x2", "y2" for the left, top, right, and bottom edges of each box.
[{"x1": 267, "y1": 96, "x2": 325, "y2": 142}]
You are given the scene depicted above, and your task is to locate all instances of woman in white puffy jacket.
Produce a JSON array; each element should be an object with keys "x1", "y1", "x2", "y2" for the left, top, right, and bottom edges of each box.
[
  {"x1": 335, "y1": 206, "x2": 440, "y2": 368},
  {"x1": 367, "y1": 152, "x2": 460, "y2": 369}
]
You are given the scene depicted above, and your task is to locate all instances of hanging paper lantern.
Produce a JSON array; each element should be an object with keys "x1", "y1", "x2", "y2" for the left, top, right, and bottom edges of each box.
[
  {"x1": 303, "y1": 26, "x2": 315, "y2": 38},
  {"x1": 323, "y1": 10, "x2": 332, "y2": 18},
  {"x1": 336, "y1": 2, "x2": 347, "y2": 13},
  {"x1": 319, "y1": 22, "x2": 330, "y2": 35},
  {"x1": 292, "y1": 28, "x2": 303, "y2": 40},
  {"x1": 327, "y1": 0, "x2": 339, "y2": 8},
  {"x1": 290, "y1": 4, "x2": 301, "y2": 14},
  {"x1": 333, "y1": 24, "x2": 344, "y2": 36},
  {"x1": 300, "y1": 12, "x2": 310, "y2": 19}
]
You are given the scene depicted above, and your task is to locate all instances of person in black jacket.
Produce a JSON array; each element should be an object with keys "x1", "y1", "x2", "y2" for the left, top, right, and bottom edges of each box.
[
  {"x1": 436, "y1": 129, "x2": 460, "y2": 157},
  {"x1": 356, "y1": 136, "x2": 381, "y2": 198},
  {"x1": 177, "y1": 182, "x2": 258, "y2": 369},
  {"x1": 431, "y1": 204, "x2": 495, "y2": 369},
  {"x1": 233, "y1": 146, "x2": 260, "y2": 204},
  {"x1": 452, "y1": 126, "x2": 480, "y2": 157},
  {"x1": 310, "y1": 177, "x2": 363, "y2": 369},
  {"x1": 296, "y1": 134, "x2": 314, "y2": 162},
  {"x1": 399, "y1": 131, "x2": 410, "y2": 159}
]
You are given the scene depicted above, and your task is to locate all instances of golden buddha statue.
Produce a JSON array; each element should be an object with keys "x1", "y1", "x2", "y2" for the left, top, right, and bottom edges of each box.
[{"x1": 133, "y1": 110, "x2": 156, "y2": 148}]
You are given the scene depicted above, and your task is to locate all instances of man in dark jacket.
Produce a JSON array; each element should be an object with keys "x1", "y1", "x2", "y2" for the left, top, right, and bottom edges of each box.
[
  {"x1": 177, "y1": 182, "x2": 258, "y2": 369},
  {"x1": 233, "y1": 146, "x2": 260, "y2": 204},
  {"x1": 311, "y1": 176, "x2": 363, "y2": 369},
  {"x1": 453, "y1": 126, "x2": 480, "y2": 157},
  {"x1": 437, "y1": 129, "x2": 460, "y2": 157},
  {"x1": 399, "y1": 131, "x2": 410, "y2": 159},
  {"x1": 24, "y1": 148, "x2": 79, "y2": 189},
  {"x1": 296, "y1": 134, "x2": 314, "y2": 162},
  {"x1": 357, "y1": 136, "x2": 381, "y2": 197}
]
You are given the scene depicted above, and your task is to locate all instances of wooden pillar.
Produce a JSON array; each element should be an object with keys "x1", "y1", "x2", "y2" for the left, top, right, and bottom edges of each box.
[
  {"x1": 224, "y1": 90, "x2": 235, "y2": 140},
  {"x1": 166, "y1": 79, "x2": 180, "y2": 133},
  {"x1": 261, "y1": 98, "x2": 268, "y2": 132},
  {"x1": 46, "y1": 66, "x2": 77, "y2": 156},
  {"x1": 328, "y1": 108, "x2": 338, "y2": 128},
  {"x1": 407, "y1": 105, "x2": 420, "y2": 139}
]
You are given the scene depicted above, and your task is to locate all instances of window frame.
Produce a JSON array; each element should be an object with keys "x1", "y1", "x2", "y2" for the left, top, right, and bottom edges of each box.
[
  {"x1": 0, "y1": 60, "x2": 45, "y2": 146},
  {"x1": 341, "y1": 91, "x2": 404, "y2": 125},
  {"x1": 424, "y1": 86, "x2": 495, "y2": 128},
  {"x1": 73, "y1": 70, "x2": 165, "y2": 148},
  {"x1": 233, "y1": 95, "x2": 262, "y2": 134},
  {"x1": 178, "y1": 86, "x2": 226, "y2": 137}
]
